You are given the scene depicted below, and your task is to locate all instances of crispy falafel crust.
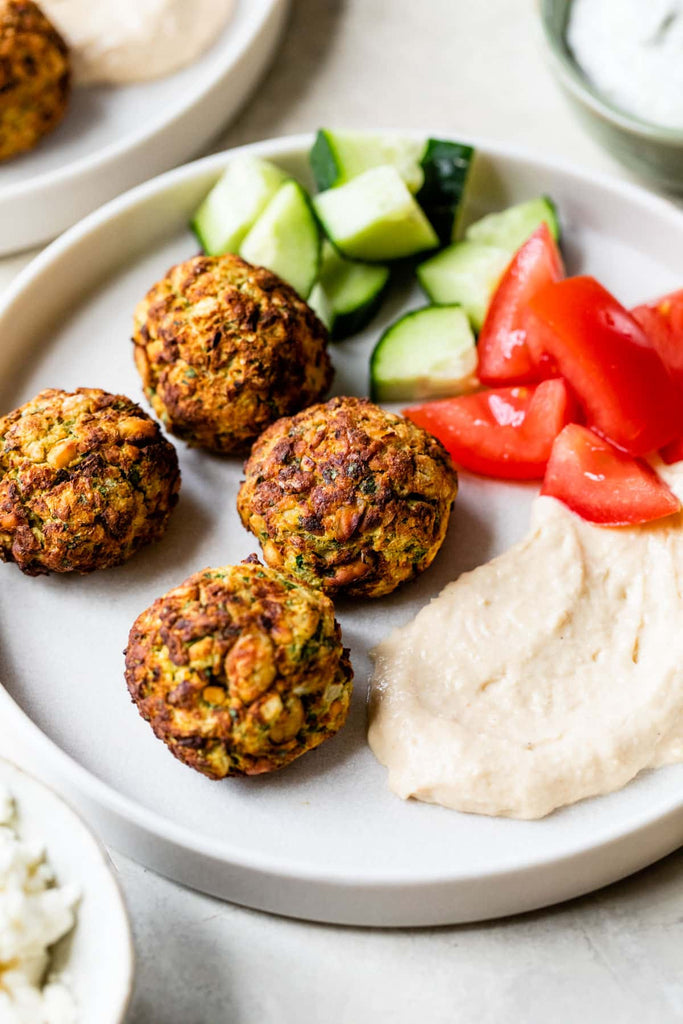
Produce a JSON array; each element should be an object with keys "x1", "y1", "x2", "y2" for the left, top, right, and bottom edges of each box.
[
  {"x1": 237, "y1": 396, "x2": 459, "y2": 598},
  {"x1": 132, "y1": 254, "x2": 333, "y2": 454},
  {"x1": 0, "y1": 0, "x2": 71, "y2": 162},
  {"x1": 0, "y1": 387, "x2": 180, "y2": 575},
  {"x1": 124, "y1": 560, "x2": 353, "y2": 779}
]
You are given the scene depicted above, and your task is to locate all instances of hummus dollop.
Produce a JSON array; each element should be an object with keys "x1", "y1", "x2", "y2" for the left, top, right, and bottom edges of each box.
[
  {"x1": 41, "y1": 0, "x2": 235, "y2": 85},
  {"x1": 368, "y1": 465, "x2": 683, "y2": 818}
]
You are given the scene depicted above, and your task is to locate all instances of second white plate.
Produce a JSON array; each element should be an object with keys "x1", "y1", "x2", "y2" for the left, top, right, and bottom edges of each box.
[
  {"x1": 0, "y1": 0, "x2": 288, "y2": 255},
  {"x1": 2, "y1": 135, "x2": 683, "y2": 926}
]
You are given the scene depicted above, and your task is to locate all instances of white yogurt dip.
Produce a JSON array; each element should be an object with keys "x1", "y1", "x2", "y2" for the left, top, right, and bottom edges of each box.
[
  {"x1": 0, "y1": 787, "x2": 78, "y2": 1023},
  {"x1": 368, "y1": 464, "x2": 683, "y2": 819},
  {"x1": 567, "y1": 0, "x2": 683, "y2": 128},
  {"x1": 41, "y1": 0, "x2": 235, "y2": 85}
]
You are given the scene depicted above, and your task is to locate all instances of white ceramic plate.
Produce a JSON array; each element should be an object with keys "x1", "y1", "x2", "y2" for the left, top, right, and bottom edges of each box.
[
  {"x1": 0, "y1": 757, "x2": 133, "y2": 1022},
  {"x1": 2, "y1": 135, "x2": 683, "y2": 927},
  {"x1": 0, "y1": 0, "x2": 288, "y2": 256}
]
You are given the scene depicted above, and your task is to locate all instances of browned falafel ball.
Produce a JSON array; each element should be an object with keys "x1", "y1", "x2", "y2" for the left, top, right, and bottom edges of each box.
[
  {"x1": 132, "y1": 254, "x2": 333, "y2": 454},
  {"x1": 0, "y1": 0, "x2": 70, "y2": 162},
  {"x1": 0, "y1": 387, "x2": 180, "y2": 575},
  {"x1": 124, "y1": 559, "x2": 353, "y2": 779},
  {"x1": 237, "y1": 396, "x2": 459, "y2": 599}
]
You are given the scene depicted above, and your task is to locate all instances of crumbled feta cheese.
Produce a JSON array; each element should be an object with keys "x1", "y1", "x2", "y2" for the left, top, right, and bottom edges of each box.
[{"x1": 0, "y1": 785, "x2": 78, "y2": 1023}]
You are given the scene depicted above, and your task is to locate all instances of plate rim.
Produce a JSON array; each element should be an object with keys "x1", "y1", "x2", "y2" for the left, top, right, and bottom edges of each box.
[{"x1": 3, "y1": 132, "x2": 683, "y2": 915}]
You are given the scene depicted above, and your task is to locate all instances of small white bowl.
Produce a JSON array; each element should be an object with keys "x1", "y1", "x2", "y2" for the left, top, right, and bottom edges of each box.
[
  {"x1": 539, "y1": 0, "x2": 683, "y2": 192},
  {"x1": 0, "y1": 757, "x2": 134, "y2": 1023}
]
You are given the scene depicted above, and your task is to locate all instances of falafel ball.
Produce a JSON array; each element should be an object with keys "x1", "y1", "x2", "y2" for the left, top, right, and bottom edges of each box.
[
  {"x1": 132, "y1": 254, "x2": 333, "y2": 454},
  {"x1": 0, "y1": 0, "x2": 70, "y2": 162},
  {"x1": 124, "y1": 559, "x2": 353, "y2": 779},
  {"x1": 0, "y1": 387, "x2": 180, "y2": 575},
  {"x1": 237, "y1": 396, "x2": 459, "y2": 599}
]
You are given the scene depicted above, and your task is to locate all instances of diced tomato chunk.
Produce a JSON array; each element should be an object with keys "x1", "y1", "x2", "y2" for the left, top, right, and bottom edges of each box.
[
  {"x1": 404, "y1": 378, "x2": 577, "y2": 480},
  {"x1": 542, "y1": 424, "x2": 680, "y2": 526},
  {"x1": 477, "y1": 223, "x2": 564, "y2": 386},
  {"x1": 660, "y1": 436, "x2": 683, "y2": 465},
  {"x1": 527, "y1": 276, "x2": 683, "y2": 456},
  {"x1": 632, "y1": 289, "x2": 683, "y2": 393}
]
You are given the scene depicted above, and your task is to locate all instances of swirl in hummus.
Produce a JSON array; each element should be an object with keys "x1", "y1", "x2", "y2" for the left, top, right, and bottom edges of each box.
[{"x1": 368, "y1": 461, "x2": 683, "y2": 819}]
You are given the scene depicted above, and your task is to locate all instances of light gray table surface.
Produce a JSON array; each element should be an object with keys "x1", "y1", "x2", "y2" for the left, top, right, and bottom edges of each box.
[{"x1": 2, "y1": 2, "x2": 683, "y2": 1021}]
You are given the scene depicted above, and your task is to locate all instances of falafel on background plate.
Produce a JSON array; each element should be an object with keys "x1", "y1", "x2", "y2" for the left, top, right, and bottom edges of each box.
[
  {"x1": 132, "y1": 254, "x2": 333, "y2": 454},
  {"x1": 0, "y1": 387, "x2": 180, "y2": 575},
  {"x1": 125, "y1": 558, "x2": 353, "y2": 779},
  {"x1": 237, "y1": 396, "x2": 459, "y2": 598},
  {"x1": 0, "y1": 0, "x2": 71, "y2": 162}
]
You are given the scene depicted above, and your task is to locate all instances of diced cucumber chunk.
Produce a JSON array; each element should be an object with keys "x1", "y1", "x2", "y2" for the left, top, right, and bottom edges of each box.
[
  {"x1": 313, "y1": 166, "x2": 439, "y2": 262},
  {"x1": 416, "y1": 139, "x2": 474, "y2": 244},
  {"x1": 308, "y1": 282, "x2": 333, "y2": 330},
  {"x1": 310, "y1": 130, "x2": 425, "y2": 193},
  {"x1": 371, "y1": 305, "x2": 477, "y2": 402},
  {"x1": 420, "y1": 197, "x2": 560, "y2": 330},
  {"x1": 240, "y1": 180, "x2": 320, "y2": 298},
  {"x1": 464, "y1": 196, "x2": 559, "y2": 250},
  {"x1": 191, "y1": 157, "x2": 289, "y2": 256},
  {"x1": 310, "y1": 132, "x2": 475, "y2": 243},
  {"x1": 417, "y1": 241, "x2": 511, "y2": 330},
  {"x1": 312, "y1": 242, "x2": 389, "y2": 340}
]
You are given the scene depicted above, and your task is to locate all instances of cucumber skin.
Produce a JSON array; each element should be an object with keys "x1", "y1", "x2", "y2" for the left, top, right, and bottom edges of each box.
[
  {"x1": 370, "y1": 311, "x2": 403, "y2": 402},
  {"x1": 287, "y1": 184, "x2": 323, "y2": 299},
  {"x1": 310, "y1": 130, "x2": 340, "y2": 192},
  {"x1": 310, "y1": 130, "x2": 426, "y2": 194},
  {"x1": 330, "y1": 272, "x2": 390, "y2": 341},
  {"x1": 541, "y1": 195, "x2": 559, "y2": 240},
  {"x1": 416, "y1": 140, "x2": 474, "y2": 245},
  {"x1": 369, "y1": 334, "x2": 388, "y2": 402},
  {"x1": 543, "y1": 195, "x2": 560, "y2": 242},
  {"x1": 310, "y1": 242, "x2": 390, "y2": 340}
]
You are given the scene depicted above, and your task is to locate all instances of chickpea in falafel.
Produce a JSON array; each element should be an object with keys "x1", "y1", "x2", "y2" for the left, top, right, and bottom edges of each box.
[
  {"x1": 0, "y1": 387, "x2": 180, "y2": 575},
  {"x1": 124, "y1": 559, "x2": 353, "y2": 779},
  {"x1": 237, "y1": 396, "x2": 459, "y2": 599},
  {"x1": 0, "y1": 0, "x2": 70, "y2": 162},
  {"x1": 132, "y1": 254, "x2": 333, "y2": 454}
]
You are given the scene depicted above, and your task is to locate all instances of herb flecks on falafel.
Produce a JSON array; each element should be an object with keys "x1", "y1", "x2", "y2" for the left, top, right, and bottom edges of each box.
[
  {"x1": 124, "y1": 559, "x2": 353, "y2": 778},
  {"x1": 0, "y1": 387, "x2": 180, "y2": 575},
  {"x1": 237, "y1": 396, "x2": 458, "y2": 598},
  {"x1": 132, "y1": 254, "x2": 333, "y2": 454},
  {"x1": 0, "y1": 0, "x2": 71, "y2": 162}
]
